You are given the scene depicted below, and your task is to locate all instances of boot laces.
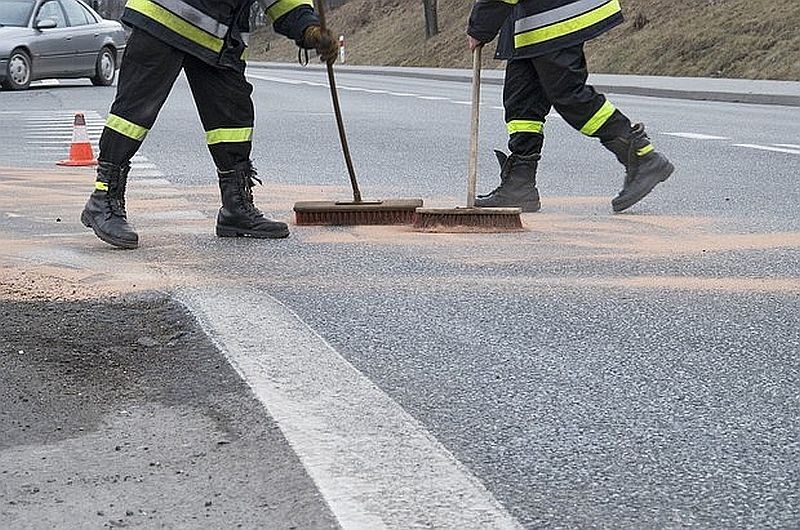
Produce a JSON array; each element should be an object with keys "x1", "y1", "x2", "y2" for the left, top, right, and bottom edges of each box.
[
  {"x1": 102, "y1": 182, "x2": 128, "y2": 220},
  {"x1": 624, "y1": 140, "x2": 639, "y2": 184},
  {"x1": 106, "y1": 197, "x2": 127, "y2": 219},
  {"x1": 241, "y1": 167, "x2": 265, "y2": 218},
  {"x1": 623, "y1": 125, "x2": 650, "y2": 185},
  {"x1": 478, "y1": 158, "x2": 513, "y2": 199}
]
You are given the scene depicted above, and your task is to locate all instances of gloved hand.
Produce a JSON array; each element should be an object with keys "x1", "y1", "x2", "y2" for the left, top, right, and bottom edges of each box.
[{"x1": 303, "y1": 25, "x2": 338, "y2": 64}]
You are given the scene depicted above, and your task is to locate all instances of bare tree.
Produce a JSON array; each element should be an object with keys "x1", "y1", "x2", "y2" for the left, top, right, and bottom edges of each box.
[
  {"x1": 422, "y1": 0, "x2": 439, "y2": 39},
  {"x1": 91, "y1": 0, "x2": 125, "y2": 20}
]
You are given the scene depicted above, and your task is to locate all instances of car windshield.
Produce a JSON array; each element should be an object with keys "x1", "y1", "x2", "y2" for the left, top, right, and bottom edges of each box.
[{"x1": 0, "y1": 1, "x2": 34, "y2": 27}]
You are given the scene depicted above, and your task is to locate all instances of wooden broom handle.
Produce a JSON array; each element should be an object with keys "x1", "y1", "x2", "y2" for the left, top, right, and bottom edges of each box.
[
  {"x1": 467, "y1": 45, "x2": 482, "y2": 208},
  {"x1": 315, "y1": 0, "x2": 362, "y2": 203}
]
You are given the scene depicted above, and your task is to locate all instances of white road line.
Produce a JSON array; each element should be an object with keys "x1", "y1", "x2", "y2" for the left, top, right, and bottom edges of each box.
[
  {"x1": 23, "y1": 117, "x2": 98, "y2": 121},
  {"x1": 179, "y1": 289, "x2": 522, "y2": 530},
  {"x1": 24, "y1": 124, "x2": 104, "y2": 129},
  {"x1": 33, "y1": 146, "x2": 77, "y2": 151},
  {"x1": 247, "y1": 74, "x2": 305, "y2": 85},
  {"x1": 452, "y1": 101, "x2": 471, "y2": 105},
  {"x1": 18, "y1": 111, "x2": 112, "y2": 166},
  {"x1": 0, "y1": 111, "x2": 75, "y2": 115},
  {"x1": 248, "y1": 73, "x2": 339, "y2": 90},
  {"x1": 663, "y1": 132, "x2": 731, "y2": 140},
  {"x1": 131, "y1": 178, "x2": 173, "y2": 187},
  {"x1": 248, "y1": 74, "x2": 470, "y2": 104},
  {"x1": 733, "y1": 143, "x2": 800, "y2": 155},
  {"x1": 129, "y1": 170, "x2": 164, "y2": 178},
  {"x1": 773, "y1": 143, "x2": 800, "y2": 149}
]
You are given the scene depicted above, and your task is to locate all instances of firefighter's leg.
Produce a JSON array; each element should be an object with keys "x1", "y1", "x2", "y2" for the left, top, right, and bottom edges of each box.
[
  {"x1": 99, "y1": 28, "x2": 184, "y2": 165},
  {"x1": 475, "y1": 59, "x2": 548, "y2": 212},
  {"x1": 82, "y1": 29, "x2": 185, "y2": 249},
  {"x1": 183, "y1": 56, "x2": 289, "y2": 239},
  {"x1": 531, "y1": 44, "x2": 630, "y2": 140},
  {"x1": 534, "y1": 44, "x2": 673, "y2": 211}
]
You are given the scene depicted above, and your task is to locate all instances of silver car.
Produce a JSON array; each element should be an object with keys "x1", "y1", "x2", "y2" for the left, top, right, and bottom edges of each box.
[{"x1": 0, "y1": 0, "x2": 126, "y2": 90}]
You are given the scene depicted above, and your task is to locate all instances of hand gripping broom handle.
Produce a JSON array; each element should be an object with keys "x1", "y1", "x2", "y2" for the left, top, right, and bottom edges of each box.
[
  {"x1": 467, "y1": 45, "x2": 482, "y2": 208},
  {"x1": 315, "y1": 0, "x2": 362, "y2": 203}
]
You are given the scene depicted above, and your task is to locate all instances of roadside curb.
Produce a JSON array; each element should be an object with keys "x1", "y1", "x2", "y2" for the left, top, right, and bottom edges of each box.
[{"x1": 249, "y1": 62, "x2": 800, "y2": 107}]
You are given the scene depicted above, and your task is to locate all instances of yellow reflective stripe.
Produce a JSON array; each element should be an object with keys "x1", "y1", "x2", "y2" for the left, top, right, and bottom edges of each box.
[
  {"x1": 206, "y1": 127, "x2": 253, "y2": 145},
  {"x1": 265, "y1": 0, "x2": 313, "y2": 22},
  {"x1": 106, "y1": 114, "x2": 149, "y2": 141},
  {"x1": 126, "y1": 0, "x2": 223, "y2": 53},
  {"x1": 515, "y1": 0, "x2": 621, "y2": 48},
  {"x1": 95, "y1": 181, "x2": 109, "y2": 191},
  {"x1": 498, "y1": 0, "x2": 519, "y2": 4},
  {"x1": 637, "y1": 144, "x2": 655, "y2": 157},
  {"x1": 580, "y1": 100, "x2": 616, "y2": 136},
  {"x1": 507, "y1": 120, "x2": 544, "y2": 135}
]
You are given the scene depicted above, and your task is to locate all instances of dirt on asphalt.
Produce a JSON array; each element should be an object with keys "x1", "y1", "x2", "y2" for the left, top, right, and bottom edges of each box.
[{"x1": 0, "y1": 269, "x2": 338, "y2": 529}]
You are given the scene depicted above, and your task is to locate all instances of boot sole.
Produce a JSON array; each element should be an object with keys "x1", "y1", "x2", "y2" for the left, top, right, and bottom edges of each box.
[
  {"x1": 521, "y1": 200, "x2": 541, "y2": 213},
  {"x1": 612, "y1": 161, "x2": 674, "y2": 213},
  {"x1": 216, "y1": 225, "x2": 290, "y2": 239},
  {"x1": 81, "y1": 210, "x2": 139, "y2": 250}
]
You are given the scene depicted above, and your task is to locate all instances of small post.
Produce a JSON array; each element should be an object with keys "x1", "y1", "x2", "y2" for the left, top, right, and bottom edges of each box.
[
  {"x1": 422, "y1": 0, "x2": 439, "y2": 39},
  {"x1": 339, "y1": 35, "x2": 346, "y2": 64}
]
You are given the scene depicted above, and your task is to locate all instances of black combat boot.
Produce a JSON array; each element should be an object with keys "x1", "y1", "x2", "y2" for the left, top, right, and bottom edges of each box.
[
  {"x1": 216, "y1": 161, "x2": 289, "y2": 239},
  {"x1": 81, "y1": 161, "x2": 139, "y2": 249},
  {"x1": 603, "y1": 123, "x2": 674, "y2": 212},
  {"x1": 475, "y1": 150, "x2": 541, "y2": 212}
]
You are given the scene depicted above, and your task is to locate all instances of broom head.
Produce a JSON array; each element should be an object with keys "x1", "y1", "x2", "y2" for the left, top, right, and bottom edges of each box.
[
  {"x1": 294, "y1": 199, "x2": 423, "y2": 225},
  {"x1": 412, "y1": 206, "x2": 523, "y2": 233}
]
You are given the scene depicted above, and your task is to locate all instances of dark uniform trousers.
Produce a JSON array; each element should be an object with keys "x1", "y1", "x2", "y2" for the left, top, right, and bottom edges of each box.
[
  {"x1": 504, "y1": 43, "x2": 631, "y2": 156},
  {"x1": 99, "y1": 28, "x2": 254, "y2": 171}
]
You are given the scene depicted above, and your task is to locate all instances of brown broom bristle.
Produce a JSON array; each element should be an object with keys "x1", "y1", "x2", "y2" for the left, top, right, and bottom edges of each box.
[
  {"x1": 294, "y1": 199, "x2": 423, "y2": 226},
  {"x1": 412, "y1": 207, "x2": 524, "y2": 233},
  {"x1": 296, "y1": 209, "x2": 416, "y2": 225}
]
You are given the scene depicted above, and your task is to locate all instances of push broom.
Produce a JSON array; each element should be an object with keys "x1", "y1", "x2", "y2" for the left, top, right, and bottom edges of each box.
[
  {"x1": 413, "y1": 45, "x2": 522, "y2": 233},
  {"x1": 293, "y1": 0, "x2": 423, "y2": 225}
]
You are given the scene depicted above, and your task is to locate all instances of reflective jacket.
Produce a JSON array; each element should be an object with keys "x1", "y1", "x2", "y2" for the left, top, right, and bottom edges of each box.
[
  {"x1": 121, "y1": 0, "x2": 318, "y2": 72},
  {"x1": 468, "y1": 0, "x2": 623, "y2": 60}
]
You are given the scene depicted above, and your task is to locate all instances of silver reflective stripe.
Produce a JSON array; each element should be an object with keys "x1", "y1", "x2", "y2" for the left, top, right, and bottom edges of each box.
[
  {"x1": 515, "y1": 0, "x2": 610, "y2": 34},
  {"x1": 150, "y1": 0, "x2": 229, "y2": 38},
  {"x1": 241, "y1": 32, "x2": 250, "y2": 45}
]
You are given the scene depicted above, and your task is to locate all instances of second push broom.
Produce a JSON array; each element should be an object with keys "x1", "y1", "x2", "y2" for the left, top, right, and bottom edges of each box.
[
  {"x1": 293, "y1": 0, "x2": 422, "y2": 225},
  {"x1": 413, "y1": 45, "x2": 523, "y2": 233}
]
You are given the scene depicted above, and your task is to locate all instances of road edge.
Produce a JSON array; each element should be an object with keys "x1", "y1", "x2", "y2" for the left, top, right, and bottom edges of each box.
[{"x1": 249, "y1": 62, "x2": 800, "y2": 107}]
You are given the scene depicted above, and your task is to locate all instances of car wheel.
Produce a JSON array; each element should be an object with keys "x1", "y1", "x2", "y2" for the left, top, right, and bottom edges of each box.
[
  {"x1": 90, "y1": 47, "x2": 115, "y2": 86},
  {"x1": 2, "y1": 49, "x2": 32, "y2": 91}
]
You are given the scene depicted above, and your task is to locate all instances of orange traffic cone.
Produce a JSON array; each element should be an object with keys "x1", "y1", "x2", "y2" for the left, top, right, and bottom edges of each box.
[{"x1": 57, "y1": 113, "x2": 97, "y2": 166}]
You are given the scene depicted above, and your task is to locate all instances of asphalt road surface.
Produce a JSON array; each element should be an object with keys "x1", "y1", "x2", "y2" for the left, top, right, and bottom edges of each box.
[{"x1": 0, "y1": 68, "x2": 798, "y2": 529}]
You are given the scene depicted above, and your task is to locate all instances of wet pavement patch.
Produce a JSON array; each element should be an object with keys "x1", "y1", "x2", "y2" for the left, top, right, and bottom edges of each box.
[{"x1": 0, "y1": 290, "x2": 337, "y2": 529}]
